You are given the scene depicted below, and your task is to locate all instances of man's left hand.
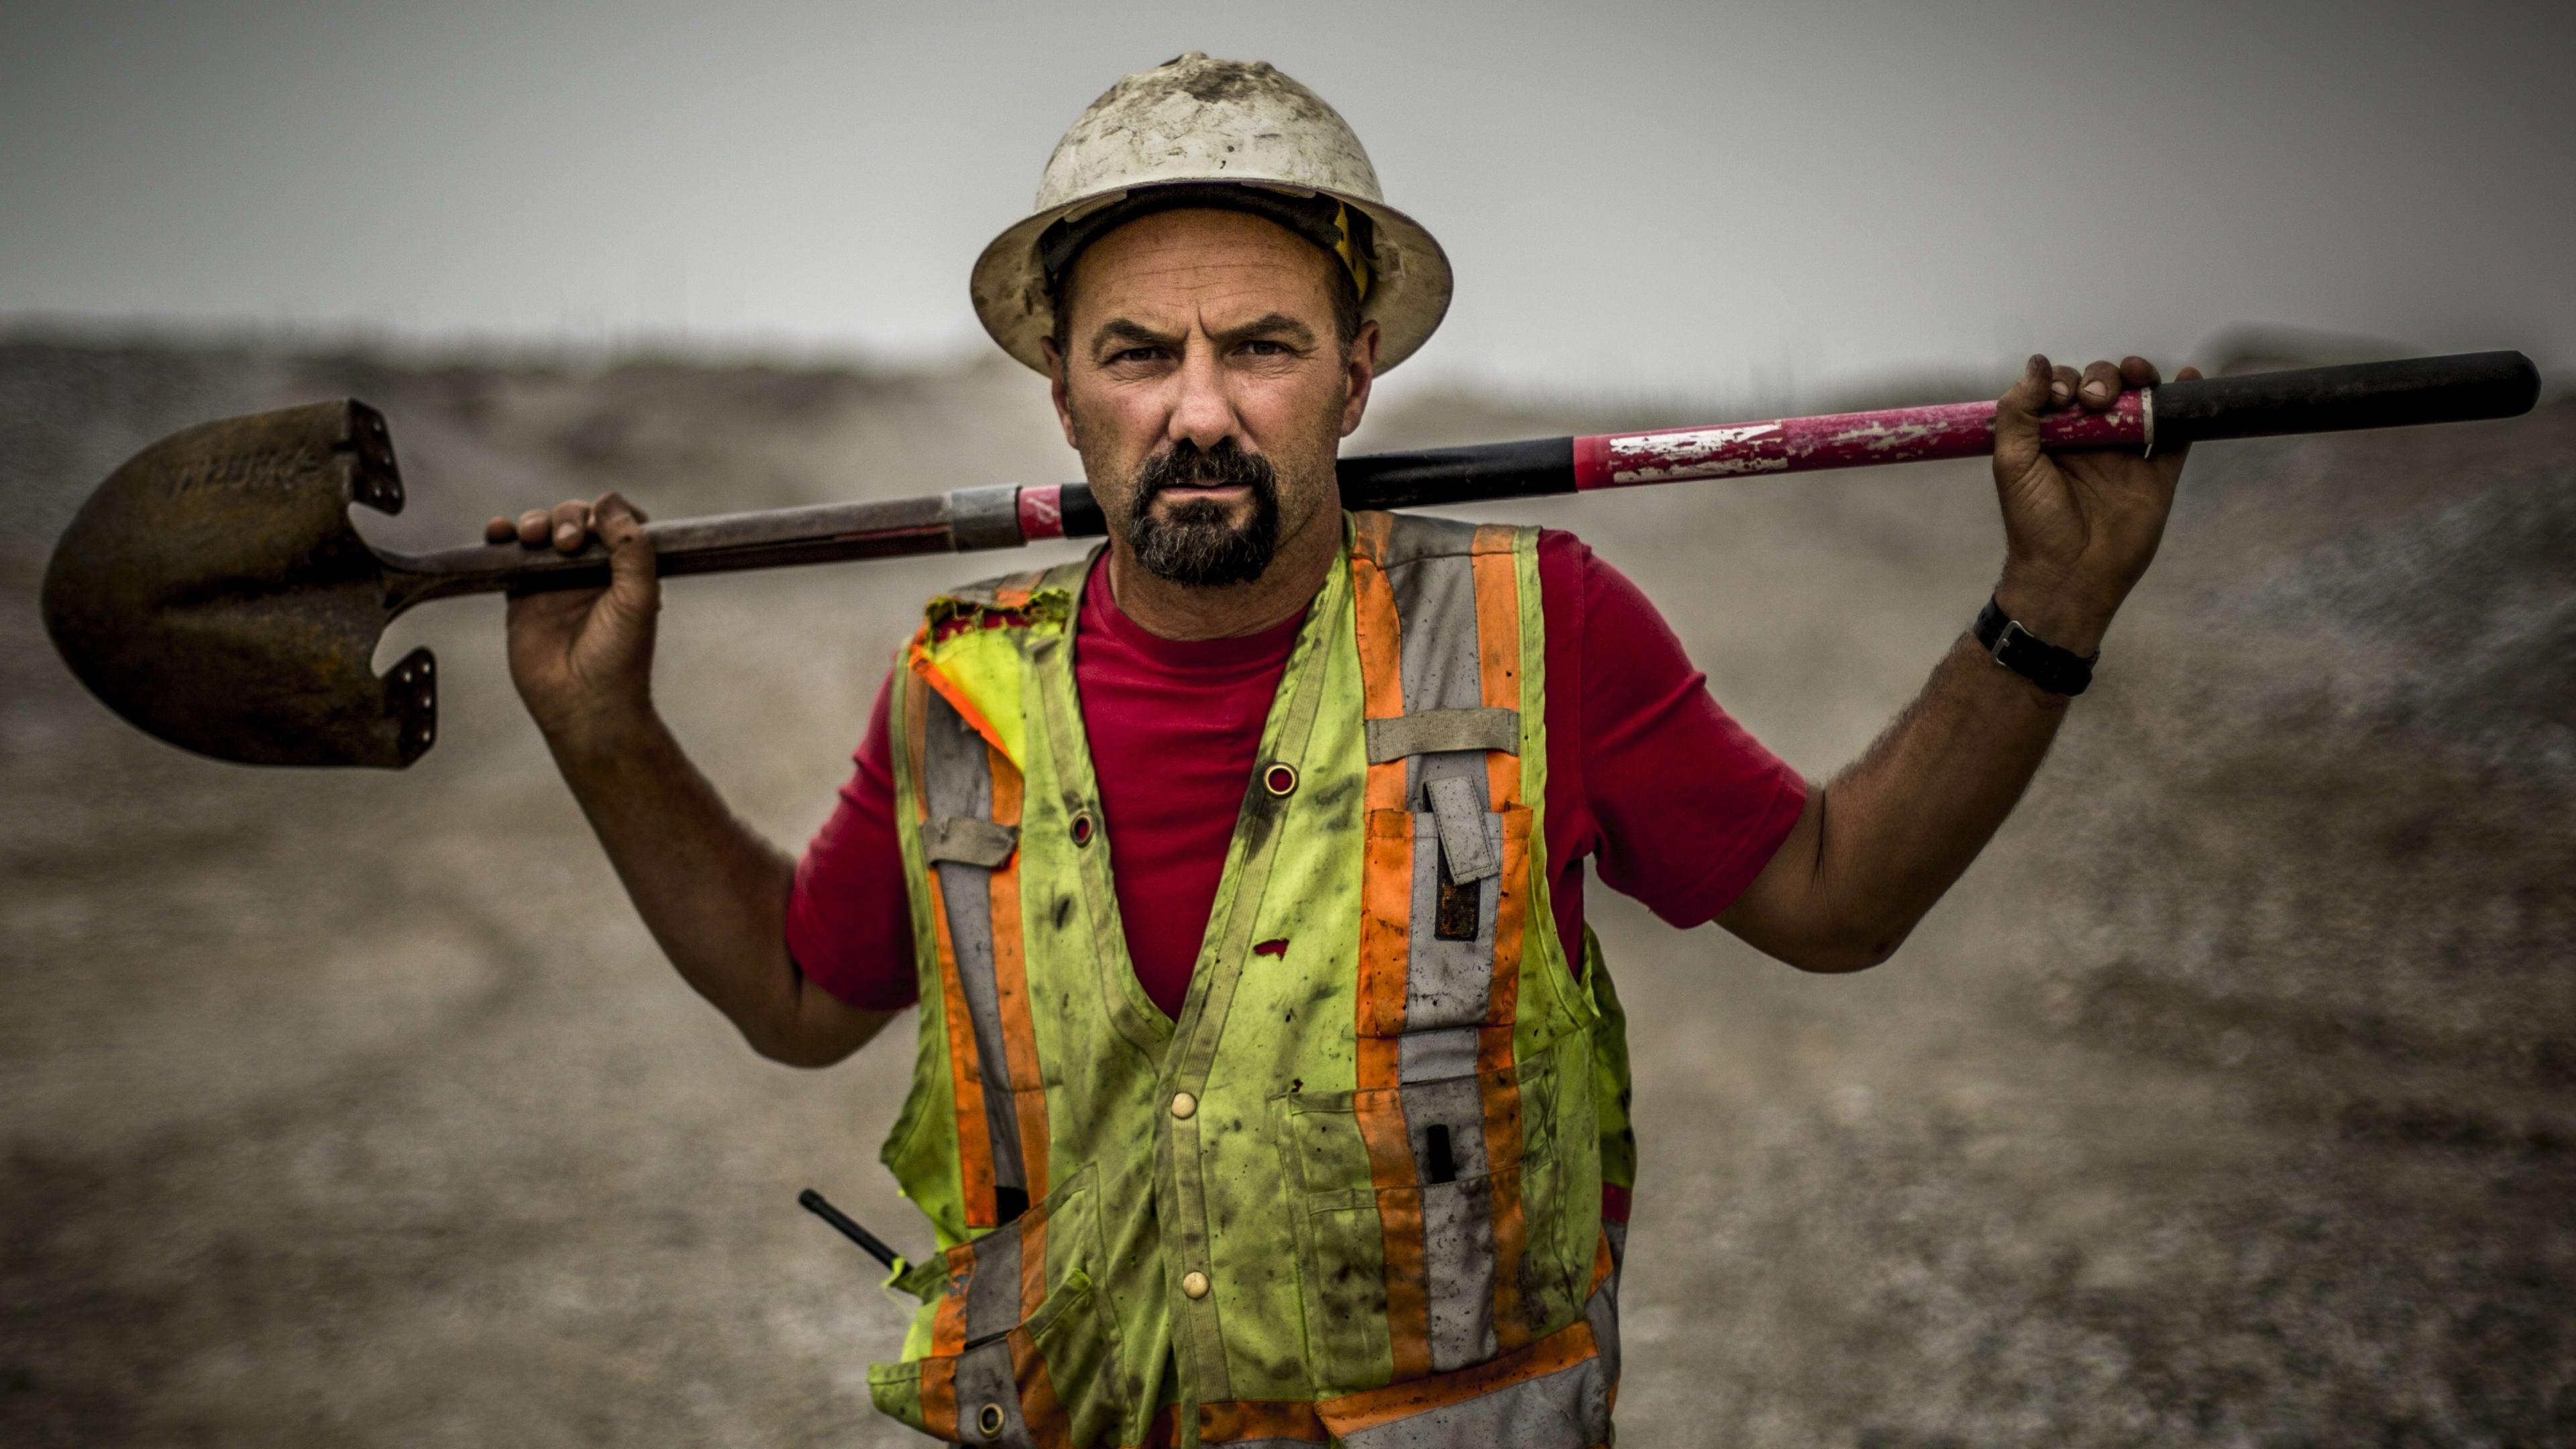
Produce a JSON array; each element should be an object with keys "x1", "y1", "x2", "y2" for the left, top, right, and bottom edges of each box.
[{"x1": 1989, "y1": 353, "x2": 2199, "y2": 655}]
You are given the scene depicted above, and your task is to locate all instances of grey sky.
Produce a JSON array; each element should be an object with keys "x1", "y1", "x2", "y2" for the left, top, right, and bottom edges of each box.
[{"x1": 5, "y1": 0, "x2": 2569, "y2": 402}]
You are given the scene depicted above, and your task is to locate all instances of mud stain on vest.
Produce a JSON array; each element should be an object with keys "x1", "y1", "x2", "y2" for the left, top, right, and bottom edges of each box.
[
  {"x1": 1303, "y1": 773, "x2": 1360, "y2": 822},
  {"x1": 1513, "y1": 1253, "x2": 1559, "y2": 1337}
]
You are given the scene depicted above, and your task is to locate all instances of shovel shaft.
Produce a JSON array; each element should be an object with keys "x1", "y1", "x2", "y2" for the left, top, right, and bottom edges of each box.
[
  {"x1": 39, "y1": 350, "x2": 2540, "y2": 769},
  {"x1": 383, "y1": 352, "x2": 2536, "y2": 612}
]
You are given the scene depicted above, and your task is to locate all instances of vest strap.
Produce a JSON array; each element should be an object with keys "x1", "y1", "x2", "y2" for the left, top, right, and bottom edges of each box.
[
  {"x1": 921, "y1": 816, "x2": 1020, "y2": 868},
  {"x1": 1363, "y1": 706, "x2": 1519, "y2": 764},
  {"x1": 1424, "y1": 776, "x2": 1501, "y2": 885}
]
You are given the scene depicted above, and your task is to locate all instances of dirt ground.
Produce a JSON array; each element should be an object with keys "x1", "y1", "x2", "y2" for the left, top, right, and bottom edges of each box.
[{"x1": 3, "y1": 337, "x2": 2570, "y2": 1446}]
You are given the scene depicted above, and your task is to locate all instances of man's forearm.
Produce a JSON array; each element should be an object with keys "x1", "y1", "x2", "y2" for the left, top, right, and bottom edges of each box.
[
  {"x1": 1809, "y1": 619, "x2": 2075, "y2": 961},
  {"x1": 1724, "y1": 576, "x2": 2100, "y2": 971},
  {"x1": 543, "y1": 712, "x2": 837, "y2": 1060}
]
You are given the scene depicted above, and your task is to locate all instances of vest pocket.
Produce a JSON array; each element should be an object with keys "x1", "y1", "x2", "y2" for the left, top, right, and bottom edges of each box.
[
  {"x1": 1277, "y1": 1045, "x2": 1584, "y2": 1396},
  {"x1": 867, "y1": 1166, "x2": 1125, "y2": 1446}
]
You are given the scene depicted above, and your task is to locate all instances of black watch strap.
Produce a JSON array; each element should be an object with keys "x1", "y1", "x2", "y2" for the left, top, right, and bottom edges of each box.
[{"x1": 1973, "y1": 596, "x2": 2098, "y2": 696}]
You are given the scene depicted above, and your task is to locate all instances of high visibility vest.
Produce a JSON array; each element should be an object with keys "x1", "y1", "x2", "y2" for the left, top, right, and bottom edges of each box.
[{"x1": 869, "y1": 512, "x2": 1638, "y2": 1448}]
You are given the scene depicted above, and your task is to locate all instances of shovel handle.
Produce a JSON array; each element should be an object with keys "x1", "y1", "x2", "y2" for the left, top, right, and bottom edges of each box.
[
  {"x1": 379, "y1": 351, "x2": 2538, "y2": 615},
  {"x1": 1557, "y1": 350, "x2": 2540, "y2": 496},
  {"x1": 377, "y1": 486, "x2": 1043, "y2": 613}
]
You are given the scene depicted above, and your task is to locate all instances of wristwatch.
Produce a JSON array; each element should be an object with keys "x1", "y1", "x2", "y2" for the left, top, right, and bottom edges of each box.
[{"x1": 1973, "y1": 596, "x2": 2098, "y2": 696}]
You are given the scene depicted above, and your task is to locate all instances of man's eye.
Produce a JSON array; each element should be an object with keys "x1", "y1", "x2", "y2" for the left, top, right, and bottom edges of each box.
[
  {"x1": 1110, "y1": 347, "x2": 1164, "y2": 365},
  {"x1": 1240, "y1": 339, "x2": 1289, "y2": 356}
]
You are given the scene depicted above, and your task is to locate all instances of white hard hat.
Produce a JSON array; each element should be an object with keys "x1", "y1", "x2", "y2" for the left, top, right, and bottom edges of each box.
[{"x1": 970, "y1": 52, "x2": 1453, "y2": 374}]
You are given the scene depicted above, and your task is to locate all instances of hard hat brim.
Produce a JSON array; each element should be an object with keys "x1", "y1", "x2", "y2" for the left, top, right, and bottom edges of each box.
[{"x1": 970, "y1": 180, "x2": 1453, "y2": 376}]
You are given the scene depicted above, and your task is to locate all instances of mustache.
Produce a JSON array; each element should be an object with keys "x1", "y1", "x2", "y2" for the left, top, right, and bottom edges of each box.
[{"x1": 1133, "y1": 439, "x2": 1277, "y2": 500}]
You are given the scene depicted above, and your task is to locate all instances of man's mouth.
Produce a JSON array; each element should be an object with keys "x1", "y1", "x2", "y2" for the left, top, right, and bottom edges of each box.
[{"x1": 1148, "y1": 480, "x2": 1253, "y2": 504}]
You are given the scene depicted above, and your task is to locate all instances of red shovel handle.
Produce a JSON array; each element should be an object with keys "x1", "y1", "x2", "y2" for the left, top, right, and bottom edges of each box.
[{"x1": 1567, "y1": 352, "x2": 2540, "y2": 491}]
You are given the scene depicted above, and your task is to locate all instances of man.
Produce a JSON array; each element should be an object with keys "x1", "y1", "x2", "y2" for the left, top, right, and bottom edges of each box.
[{"x1": 487, "y1": 53, "x2": 2196, "y2": 1449}]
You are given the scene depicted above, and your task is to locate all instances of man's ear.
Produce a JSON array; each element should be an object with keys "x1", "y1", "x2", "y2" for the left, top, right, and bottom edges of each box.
[
  {"x1": 1041, "y1": 335, "x2": 1079, "y2": 449},
  {"x1": 1338, "y1": 319, "x2": 1381, "y2": 439}
]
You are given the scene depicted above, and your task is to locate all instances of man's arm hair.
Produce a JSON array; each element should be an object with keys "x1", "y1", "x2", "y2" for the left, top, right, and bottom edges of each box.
[
  {"x1": 549, "y1": 713, "x2": 895, "y2": 1065},
  {"x1": 1716, "y1": 629, "x2": 2070, "y2": 972}
]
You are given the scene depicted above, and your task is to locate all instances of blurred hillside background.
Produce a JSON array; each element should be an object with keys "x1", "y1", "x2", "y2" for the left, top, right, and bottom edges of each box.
[{"x1": 5, "y1": 1, "x2": 2574, "y2": 1445}]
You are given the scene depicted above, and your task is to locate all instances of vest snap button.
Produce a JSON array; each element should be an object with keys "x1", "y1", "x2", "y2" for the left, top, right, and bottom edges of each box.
[
  {"x1": 1170, "y1": 1091, "x2": 1197, "y2": 1120},
  {"x1": 976, "y1": 1401, "x2": 1005, "y2": 1438},
  {"x1": 1071, "y1": 811, "x2": 1095, "y2": 846},
  {"x1": 1263, "y1": 762, "x2": 1297, "y2": 797},
  {"x1": 1181, "y1": 1270, "x2": 1210, "y2": 1299}
]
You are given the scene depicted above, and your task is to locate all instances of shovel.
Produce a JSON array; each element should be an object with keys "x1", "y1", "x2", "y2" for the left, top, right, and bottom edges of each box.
[{"x1": 40, "y1": 352, "x2": 2539, "y2": 769}]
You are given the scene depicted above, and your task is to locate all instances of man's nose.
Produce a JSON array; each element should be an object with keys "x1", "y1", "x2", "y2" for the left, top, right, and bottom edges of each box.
[{"x1": 1167, "y1": 342, "x2": 1238, "y2": 451}]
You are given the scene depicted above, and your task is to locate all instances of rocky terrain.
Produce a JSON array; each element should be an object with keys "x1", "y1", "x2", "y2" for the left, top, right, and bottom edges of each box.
[{"x1": 3, "y1": 335, "x2": 2569, "y2": 1445}]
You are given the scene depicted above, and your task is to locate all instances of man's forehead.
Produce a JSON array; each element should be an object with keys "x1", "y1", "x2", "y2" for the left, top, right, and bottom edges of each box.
[{"x1": 1070, "y1": 209, "x2": 1338, "y2": 323}]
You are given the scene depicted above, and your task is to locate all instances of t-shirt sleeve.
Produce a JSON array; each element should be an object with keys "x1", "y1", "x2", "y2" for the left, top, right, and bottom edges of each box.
[
  {"x1": 783, "y1": 667, "x2": 922, "y2": 1012},
  {"x1": 1566, "y1": 534, "x2": 1808, "y2": 926}
]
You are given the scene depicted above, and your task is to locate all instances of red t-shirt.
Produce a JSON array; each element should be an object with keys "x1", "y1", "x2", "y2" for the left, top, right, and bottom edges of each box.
[{"x1": 786, "y1": 531, "x2": 1806, "y2": 1018}]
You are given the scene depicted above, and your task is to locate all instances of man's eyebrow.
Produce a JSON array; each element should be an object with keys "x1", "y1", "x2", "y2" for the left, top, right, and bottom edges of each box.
[
  {"x1": 1215, "y1": 313, "x2": 1317, "y2": 347},
  {"x1": 1088, "y1": 318, "x2": 1182, "y2": 355}
]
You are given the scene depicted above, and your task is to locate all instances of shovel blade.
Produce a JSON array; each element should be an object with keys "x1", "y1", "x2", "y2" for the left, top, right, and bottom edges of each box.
[{"x1": 40, "y1": 399, "x2": 435, "y2": 768}]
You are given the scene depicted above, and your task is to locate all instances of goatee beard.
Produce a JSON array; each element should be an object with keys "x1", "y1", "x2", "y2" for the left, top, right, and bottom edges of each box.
[{"x1": 1126, "y1": 439, "x2": 1282, "y2": 587}]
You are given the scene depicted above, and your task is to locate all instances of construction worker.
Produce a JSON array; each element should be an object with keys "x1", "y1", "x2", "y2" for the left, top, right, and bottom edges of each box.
[{"x1": 488, "y1": 52, "x2": 2196, "y2": 1449}]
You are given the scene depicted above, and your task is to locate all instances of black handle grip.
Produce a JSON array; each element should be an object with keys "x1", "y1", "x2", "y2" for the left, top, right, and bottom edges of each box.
[{"x1": 2157, "y1": 350, "x2": 2538, "y2": 446}]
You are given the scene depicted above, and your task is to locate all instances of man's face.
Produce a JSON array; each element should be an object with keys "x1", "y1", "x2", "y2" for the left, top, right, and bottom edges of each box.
[{"x1": 1043, "y1": 208, "x2": 1377, "y2": 588}]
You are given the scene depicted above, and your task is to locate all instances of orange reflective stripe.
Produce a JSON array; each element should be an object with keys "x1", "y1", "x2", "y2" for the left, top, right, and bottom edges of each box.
[
  {"x1": 1010, "y1": 1328, "x2": 1072, "y2": 1448},
  {"x1": 1350, "y1": 508, "x2": 1396, "y2": 567},
  {"x1": 918, "y1": 1352, "x2": 959, "y2": 1438},
  {"x1": 1356, "y1": 798, "x2": 1430, "y2": 1379},
  {"x1": 1355, "y1": 813, "x2": 1415, "y2": 1038},
  {"x1": 1470, "y1": 529, "x2": 1523, "y2": 810},
  {"x1": 1017, "y1": 1208, "x2": 1051, "y2": 1321},
  {"x1": 1350, "y1": 543, "x2": 1407, "y2": 816},
  {"x1": 985, "y1": 747, "x2": 1049, "y2": 1204},
  {"x1": 929, "y1": 1264, "x2": 971, "y2": 1356},
  {"x1": 1199, "y1": 1401, "x2": 1330, "y2": 1442},
  {"x1": 1317, "y1": 1312, "x2": 1599, "y2": 1434}
]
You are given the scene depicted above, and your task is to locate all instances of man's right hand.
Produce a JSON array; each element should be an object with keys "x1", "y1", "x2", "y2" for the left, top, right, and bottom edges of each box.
[{"x1": 484, "y1": 492, "x2": 659, "y2": 747}]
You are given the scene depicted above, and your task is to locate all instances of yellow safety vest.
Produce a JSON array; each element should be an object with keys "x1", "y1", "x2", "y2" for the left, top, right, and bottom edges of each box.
[{"x1": 870, "y1": 512, "x2": 1636, "y2": 1447}]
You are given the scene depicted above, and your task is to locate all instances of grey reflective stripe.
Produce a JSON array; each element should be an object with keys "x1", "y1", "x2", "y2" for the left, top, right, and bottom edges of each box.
[
  {"x1": 1404, "y1": 1072, "x2": 1499, "y2": 1371},
  {"x1": 921, "y1": 690, "x2": 1027, "y2": 1201},
  {"x1": 951, "y1": 1336, "x2": 1036, "y2": 1449},
  {"x1": 1385, "y1": 521, "x2": 1491, "y2": 820},
  {"x1": 1334, "y1": 1232, "x2": 1625, "y2": 1448},
  {"x1": 1364, "y1": 706, "x2": 1519, "y2": 764},
  {"x1": 1424, "y1": 776, "x2": 1499, "y2": 885},
  {"x1": 922, "y1": 816, "x2": 1020, "y2": 867},
  {"x1": 1334, "y1": 1353, "x2": 1610, "y2": 1449},
  {"x1": 1401, "y1": 804, "x2": 1499, "y2": 1043},
  {"x1": 963, "y1": 1222, "x2": 1024, "y2": 1340}
]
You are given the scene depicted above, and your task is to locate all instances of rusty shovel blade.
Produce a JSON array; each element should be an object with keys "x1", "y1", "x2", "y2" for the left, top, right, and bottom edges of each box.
[
  {"x1": 41, "y1": 400, "x2": 435, "y2": 768},
  {"x1": 39, "y1": 397, "x2": 1001, "y2": 769}
]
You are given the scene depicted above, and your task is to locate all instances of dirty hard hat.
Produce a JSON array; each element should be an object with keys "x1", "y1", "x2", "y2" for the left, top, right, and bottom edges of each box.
[{"x1": 971, "y1": 52, "x2": 1453, "y2": 374}]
